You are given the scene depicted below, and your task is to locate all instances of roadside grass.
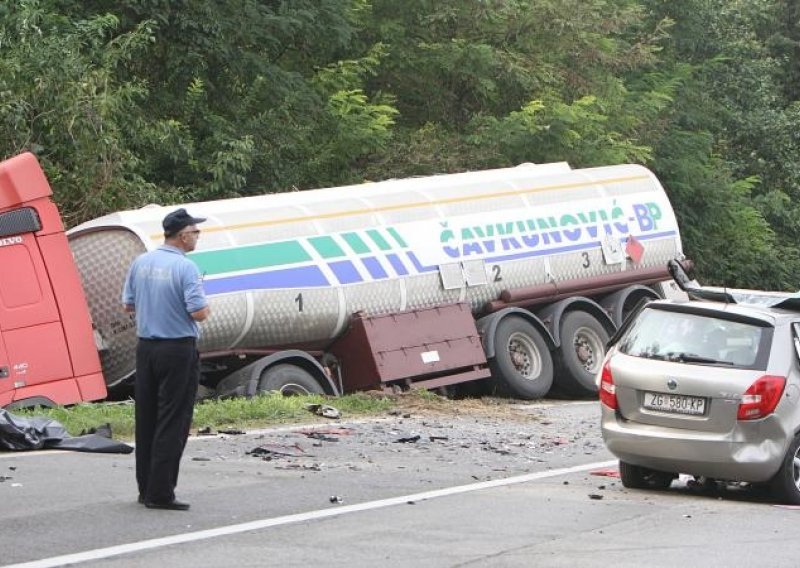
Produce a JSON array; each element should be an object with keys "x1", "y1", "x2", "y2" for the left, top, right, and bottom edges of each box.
[{"x1": 12, "y1": 391, "x2": 402, "y2": 441}]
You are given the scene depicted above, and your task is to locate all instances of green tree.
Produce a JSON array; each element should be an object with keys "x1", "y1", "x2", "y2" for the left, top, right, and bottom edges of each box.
[
  {"x1": 359, "y1": 0, "x2": 675, "y2": 180},
  {"x1": 61, "y1": 0, "x2": 396, "y2": 202},
  {"x1": 642, "y1": 0, "x2": 800, "y2": 288},
  {"x1": 0, "y1": 1, "x2": 165, "y2": 224}
]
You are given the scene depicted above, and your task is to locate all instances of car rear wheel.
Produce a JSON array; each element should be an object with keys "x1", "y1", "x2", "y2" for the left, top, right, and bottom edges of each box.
[
  {"x1": 769, "y1": 433, "x2": 800, "y2": 505},
  {"x1": 619, "y1": 461, "x2": 675, "y2": 490}
]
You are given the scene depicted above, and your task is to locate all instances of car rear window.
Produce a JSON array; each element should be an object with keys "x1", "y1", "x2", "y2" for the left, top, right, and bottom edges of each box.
[{"x1": 617, "y1": 307, "x2": 769, "y2": 369}]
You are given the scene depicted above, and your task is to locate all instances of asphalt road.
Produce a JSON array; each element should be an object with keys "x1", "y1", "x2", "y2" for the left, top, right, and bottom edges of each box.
[{"x1": 2, "y1": 400, "x2": 799, "y2": 568}]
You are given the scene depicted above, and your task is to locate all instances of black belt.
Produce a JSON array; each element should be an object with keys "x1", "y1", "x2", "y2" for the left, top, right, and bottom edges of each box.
[{"x1": 139, "y1": 337, "x2": 196, "y2": 345}]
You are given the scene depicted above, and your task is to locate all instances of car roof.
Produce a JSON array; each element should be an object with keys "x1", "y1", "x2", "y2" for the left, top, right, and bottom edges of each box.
[{"x1": 646, "y1": 298, "x2": 799, "y2": 325}]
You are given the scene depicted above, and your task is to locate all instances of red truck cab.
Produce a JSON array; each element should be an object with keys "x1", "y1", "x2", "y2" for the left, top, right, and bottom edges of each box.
[{"x1": 0, "y1": 153, "x2": 106, "y2": 408}]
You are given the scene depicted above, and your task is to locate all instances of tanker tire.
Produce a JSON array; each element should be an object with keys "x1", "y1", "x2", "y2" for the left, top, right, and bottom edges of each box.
[
  {"x1": 489, "y1": 317, "x2": 554, "y2": 400},
  {"x1": 555, "y1": 311, "x2": 609, "y2": 397},
  {"x1": 258, "y1": 364, "x2": 325, "y2": 396}
]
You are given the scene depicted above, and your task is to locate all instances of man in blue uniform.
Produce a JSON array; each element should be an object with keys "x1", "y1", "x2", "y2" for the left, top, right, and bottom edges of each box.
[{"x1": 122, "y1": 208, "x2": 210, "y2": 511}]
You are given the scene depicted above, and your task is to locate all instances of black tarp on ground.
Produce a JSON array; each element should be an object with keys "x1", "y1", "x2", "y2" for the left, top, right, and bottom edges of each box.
[{"x1": 0, "y1": 409, "x2": 133, "y2": 453}]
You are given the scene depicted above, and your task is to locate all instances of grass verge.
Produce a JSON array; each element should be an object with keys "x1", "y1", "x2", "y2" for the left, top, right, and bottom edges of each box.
[{"x1": 11, "y1": 391, "x2": 407, "y2": 441}]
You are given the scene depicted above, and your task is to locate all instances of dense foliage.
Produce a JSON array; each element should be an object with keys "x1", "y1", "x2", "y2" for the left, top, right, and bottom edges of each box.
[{"x1": 1, "y1": 0, "x2": 798, "y2": 288}]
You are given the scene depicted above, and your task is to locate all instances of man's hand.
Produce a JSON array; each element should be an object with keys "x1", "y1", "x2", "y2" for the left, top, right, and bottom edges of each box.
[{"x1": 191, "y1": 306, "x2": 210, "y2": 322}]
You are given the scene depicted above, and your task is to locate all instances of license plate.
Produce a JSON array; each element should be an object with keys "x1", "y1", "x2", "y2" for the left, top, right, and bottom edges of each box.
[{"x1": 643, "y1": 392, "x2": 706, "y2": 416}]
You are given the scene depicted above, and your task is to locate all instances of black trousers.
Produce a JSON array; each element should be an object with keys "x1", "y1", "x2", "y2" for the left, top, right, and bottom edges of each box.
[{"x1": 135, "y1": 338, "x2": 199, "y2": 503}]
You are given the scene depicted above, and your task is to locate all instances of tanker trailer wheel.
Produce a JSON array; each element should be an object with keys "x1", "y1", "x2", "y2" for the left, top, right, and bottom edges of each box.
[
  {"x1": 489, "y1": 317, "x2": 554, "y2": 399},
  {"x1": 258, "y1": 364, "x2": 325, "y2": 396},
  {"x1": 555, "y1": 311, "x2": 609, "y2": 397}
]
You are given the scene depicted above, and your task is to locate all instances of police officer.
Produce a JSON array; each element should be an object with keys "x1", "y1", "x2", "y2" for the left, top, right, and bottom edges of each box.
[{"x1": 122, "y1": 208, "x2": 210, "y2": 511}]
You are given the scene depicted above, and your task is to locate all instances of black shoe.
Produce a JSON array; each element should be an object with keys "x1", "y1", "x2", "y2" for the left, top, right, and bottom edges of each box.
[{"x1": 144, "y1": 499, "x2": 190, "y2": 511}]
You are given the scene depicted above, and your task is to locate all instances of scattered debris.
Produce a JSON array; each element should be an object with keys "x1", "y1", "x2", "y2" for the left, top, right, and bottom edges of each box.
[
  {"x1": 0, "y1": 476, "x2": 12, "y2": 482},
  {"x1": 196, "y1": 426, "x2": 214, "y2": 436},
  {"x1": 590, "y1": 468, "x2": 620, "y2": 478},
  {"x1": 395, "y1": 435, "x2": 421, "y2": 443},
  {"x1": 218, "y1": 428, "x2": 245, "y2": 435},
  {"x1": 329, "y1": 495, "x2": 343, "y2": 504},
  {"x1": 588, "y1": 494, "x2": 604, "y2": 500},
  {"x1": 296, "y1": 427, "x2": 354, "y2": 437},
  {"x1": 429, "y1": 435, "x2": 449, "y2": 442},
  {"x1": 248, "y1": 443, "x2": 306, "y2": 459},
  {"x1": 191, "y1": 457, "x2": 211, "y2": 461},
  {"x1": 305, "y1": 432, "x2": 339, "y2": 442},
  {"x1": 276, "y1": 463, "x2": 322, "y2": 471},
  {"x1": 480, "y1": 442, "x2": 512, "y2": 455},
  {"x1": 304, "y1": 403, "x2": 341, "y2": 419}
]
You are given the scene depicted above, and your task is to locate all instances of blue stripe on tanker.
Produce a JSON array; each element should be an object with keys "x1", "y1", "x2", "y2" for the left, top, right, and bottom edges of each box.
[
  {"x1": 328, "y1": 260, "x2": 363, "y2": 284},
  {"x1": 203, "y1": 265, "x2": 329, "y2": 295},
  {"x1": 361, "y1": 257, "x2": 389, "y2": 279},
  {"x1": 201, "y1": 230, "x2": 678, "y2": 296},
  {"x1": 386, "y1": 254, "x2": 409, "y2": 276},
  {"x1": 477, "y1": 230, "x2": 678, "y2": 264},
  {"x1": 406, "y1": 252, "x2": 438, "y2": 273}
]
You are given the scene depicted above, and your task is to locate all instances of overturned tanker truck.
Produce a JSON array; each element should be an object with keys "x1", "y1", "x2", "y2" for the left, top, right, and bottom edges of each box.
[{"x1": 0, "y1": 152, "x2": 685, "y2": 408}]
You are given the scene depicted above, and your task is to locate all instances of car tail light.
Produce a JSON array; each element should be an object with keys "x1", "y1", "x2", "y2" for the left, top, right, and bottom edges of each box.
[
  {"x1": 599, "y1": 360, "x2": 617, "y2": 410},
  {"x1": 737, "y1": 375, "x2": 786, "y2": 420}
]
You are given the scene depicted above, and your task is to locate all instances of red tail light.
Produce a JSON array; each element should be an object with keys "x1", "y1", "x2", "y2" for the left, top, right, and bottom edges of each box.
[
  {"x1": 737, "y1": 375, "x2": 786, "y2": 420},
  {"x1": 599, "y1": 360, "x2": 617, "y2": 410}
]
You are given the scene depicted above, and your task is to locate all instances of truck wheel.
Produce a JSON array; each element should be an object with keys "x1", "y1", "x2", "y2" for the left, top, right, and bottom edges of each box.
[
  {"x1": 769, "y1": 433, "x2": 800, "y2": 505},
  {"x1": 258, "y1": 364, "x2": 325, "y2": 396},
  {"x1": 556, "y1": 311, "x2": 609, "y2": 396},
  {"x1": 489, "y1": 317, "x2": 554, "y2": 399},
  {"x1": 619, "y1": 461, "x2": 675, "y2": 490}
]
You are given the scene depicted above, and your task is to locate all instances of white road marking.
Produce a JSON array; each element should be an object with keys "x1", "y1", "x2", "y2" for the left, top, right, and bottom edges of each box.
[{"x1": 1, "y1": 459, "x2": 616, "y2": 568}]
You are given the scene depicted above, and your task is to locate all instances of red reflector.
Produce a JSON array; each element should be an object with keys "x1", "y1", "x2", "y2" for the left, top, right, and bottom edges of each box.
[
  {"x1": 625, "y1": 235, "x2": 644, "y2": 264},
  {"x1": 599, "y1": 360, "x2": 617, "y2": 410},
  {"x1": 737, "y1": 375, "x2": 786, "y2": 420}
]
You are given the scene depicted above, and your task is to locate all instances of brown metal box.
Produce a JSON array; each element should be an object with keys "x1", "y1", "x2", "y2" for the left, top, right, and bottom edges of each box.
[{"x1": 329, "y1": 303, "x2": 490, "y2": 392}]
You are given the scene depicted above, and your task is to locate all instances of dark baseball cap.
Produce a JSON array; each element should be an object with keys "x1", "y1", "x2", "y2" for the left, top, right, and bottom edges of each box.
[{"x1": 163, "y1": 208, "x2": 206, "y2": 236}]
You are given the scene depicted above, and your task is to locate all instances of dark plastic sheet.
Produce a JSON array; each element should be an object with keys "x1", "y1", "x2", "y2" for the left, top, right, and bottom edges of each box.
[{"x1": 0, "y1": 409, "x2": 133, "y2": 453}]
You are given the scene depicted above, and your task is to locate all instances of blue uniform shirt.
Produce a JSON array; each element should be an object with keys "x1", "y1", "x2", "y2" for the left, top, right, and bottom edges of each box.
[{"x1": 121, "y1": 245, "x2": 208, "y2": 339}]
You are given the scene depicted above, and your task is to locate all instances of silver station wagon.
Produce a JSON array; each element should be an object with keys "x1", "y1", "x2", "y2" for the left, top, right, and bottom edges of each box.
[{"x1": 600, "y1": 287, "x2": 800, "y2": 504}]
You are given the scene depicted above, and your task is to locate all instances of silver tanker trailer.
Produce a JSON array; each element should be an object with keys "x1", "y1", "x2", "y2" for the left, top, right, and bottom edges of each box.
[{"x1": 65, "y1": 161, "x2": 683, "y2": 401}]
